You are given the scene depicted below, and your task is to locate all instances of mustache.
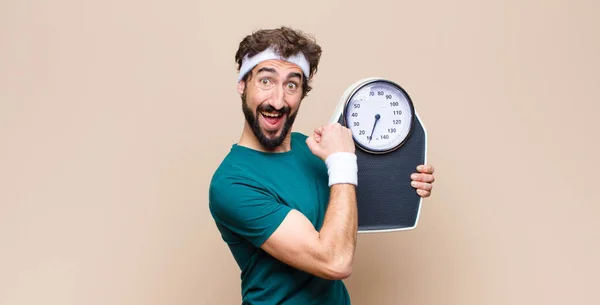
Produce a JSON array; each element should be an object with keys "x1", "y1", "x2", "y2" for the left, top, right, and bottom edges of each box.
[{"x1": 257, "y1": 104, "x2": 291, "y2": 116}]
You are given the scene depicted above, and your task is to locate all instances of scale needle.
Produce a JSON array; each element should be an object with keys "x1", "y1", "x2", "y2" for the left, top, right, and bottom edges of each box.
[{"x1": 368, "y1": 114, "x2": 380, "y2": 143}]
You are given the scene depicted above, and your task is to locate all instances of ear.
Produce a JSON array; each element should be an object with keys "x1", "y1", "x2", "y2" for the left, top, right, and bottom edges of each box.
[{"x1": 237, "y1": 80, "x2": 245, "y2": 95}]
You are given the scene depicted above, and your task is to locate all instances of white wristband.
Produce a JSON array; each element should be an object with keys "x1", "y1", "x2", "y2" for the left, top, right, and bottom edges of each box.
[{"x1": 325, "y1": 152, "x2": 358, "y2": 187}]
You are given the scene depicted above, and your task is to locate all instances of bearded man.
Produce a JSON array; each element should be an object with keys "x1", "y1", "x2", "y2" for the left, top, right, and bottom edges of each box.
[{"x1": 209, "y1": 27, "x2": 436, "y2": 305}]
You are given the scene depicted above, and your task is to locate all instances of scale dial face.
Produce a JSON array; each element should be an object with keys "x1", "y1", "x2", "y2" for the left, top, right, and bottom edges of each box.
[{"x1": 343, "y1": 79, "x2": 415, "y2": 154}]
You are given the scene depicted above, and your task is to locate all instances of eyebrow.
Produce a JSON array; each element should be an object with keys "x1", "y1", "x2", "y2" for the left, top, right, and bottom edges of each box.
[{"x1": 287, "y1": 72, "x2": 302, "y2": 81}]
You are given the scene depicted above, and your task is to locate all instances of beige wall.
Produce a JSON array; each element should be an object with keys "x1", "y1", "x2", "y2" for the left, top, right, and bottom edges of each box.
[{"x1": 1, "y1": 1, "x2": 599, "y2": 304}]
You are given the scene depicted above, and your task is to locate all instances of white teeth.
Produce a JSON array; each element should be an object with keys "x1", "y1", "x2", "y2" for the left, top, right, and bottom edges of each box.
[{"x1": 261, "y1": 111, "x2": 282, "y2": 118}]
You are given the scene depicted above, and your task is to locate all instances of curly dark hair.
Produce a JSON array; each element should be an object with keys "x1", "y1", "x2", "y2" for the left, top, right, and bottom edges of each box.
[{"x1": 235, "y1": 27, "x2": 323, "y2": 99}]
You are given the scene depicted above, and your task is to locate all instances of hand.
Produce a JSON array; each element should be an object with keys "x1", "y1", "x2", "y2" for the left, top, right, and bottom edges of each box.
[
  {"x1": 411, "y1": 164, "x2": 435, "y2": 198},
  {"x1": 306, "y1": 123, "x2": 355, "y2": 161}
]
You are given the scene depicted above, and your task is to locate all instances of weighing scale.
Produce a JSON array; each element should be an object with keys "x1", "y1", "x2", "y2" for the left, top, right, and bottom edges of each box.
[{"x1": 329, "y1": 77, "x2": 428, "y2": 233}]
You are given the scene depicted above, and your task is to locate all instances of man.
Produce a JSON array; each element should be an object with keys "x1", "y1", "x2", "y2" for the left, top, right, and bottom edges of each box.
[{"x1": 208, "y1": 27, "x2": 435, "y2": 304}]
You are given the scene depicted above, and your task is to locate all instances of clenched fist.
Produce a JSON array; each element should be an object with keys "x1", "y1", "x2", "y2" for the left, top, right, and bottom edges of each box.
[{"x1": 306, "y1": 123, "x2": 355, "y2": 161}]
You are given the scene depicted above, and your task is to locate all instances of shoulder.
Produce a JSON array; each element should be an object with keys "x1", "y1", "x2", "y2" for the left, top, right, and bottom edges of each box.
[
  {"x1": 208, "y1": 163, "x2": 267, "y2": 222},
  {"x1": 209, "y1": 144, "x2": 259, "y2": 187},
  {"x1": 208, "y1": 156, "x2": 292, "y2": 248},
  {"x1": 208, "y1": 148, "x2": 277, "y2": 206},
  {"x1": 209, "y1": 151, "x2": 251, "y2": 201},
  {"x1": 209, "y1": 158, "x2": 260, "y2": 202}
]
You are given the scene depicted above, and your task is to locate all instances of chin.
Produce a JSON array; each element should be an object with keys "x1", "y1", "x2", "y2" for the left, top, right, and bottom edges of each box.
[{"x1": 255, "y1": 127, "x2": 288, "y2": 150}]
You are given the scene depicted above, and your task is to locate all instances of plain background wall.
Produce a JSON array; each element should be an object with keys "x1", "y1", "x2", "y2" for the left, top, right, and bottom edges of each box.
[{"x1": 1, "y1": 0, "x2": 599, "y2": 304}]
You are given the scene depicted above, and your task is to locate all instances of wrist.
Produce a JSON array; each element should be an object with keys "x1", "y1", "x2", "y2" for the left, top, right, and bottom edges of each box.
[{"x1": 325, "y1": 152, "x2": 358, "y2": 187}]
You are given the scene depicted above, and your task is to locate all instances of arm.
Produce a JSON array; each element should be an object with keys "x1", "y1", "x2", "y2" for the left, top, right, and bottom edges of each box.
[
  {"x1": 261, "y1": 183, "x2": 357, "y2": 280},
  {"x1": 210, "y1": 174, "x2": 357, "y2": 280},
  {"x1": 261, "y1": 123, "x2": 358, "y2": 280}
]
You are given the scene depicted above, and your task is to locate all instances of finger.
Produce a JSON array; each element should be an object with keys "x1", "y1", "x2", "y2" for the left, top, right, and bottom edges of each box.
[
  {"x1": 305, "y1": 136, "x2": 321, "y2": 154},
  {"x1": 411, "y1": 181, "x2": 433, "y2": 191},
  {"x1": 312, "y1": 129, "x2": 322, "y2": 141},
  {"x1": 411, "y1": 173, "x2": 435, "y2": 183},
  {"x1": 416, "y1": 189, "x2": 431, "y2": 198},
  {"x1": 416, "y1": 164, "x2": 434, "y2": 174}
]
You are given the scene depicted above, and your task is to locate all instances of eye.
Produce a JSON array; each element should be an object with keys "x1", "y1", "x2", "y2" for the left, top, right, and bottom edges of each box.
[
  {"x1": 286, "y1": 82, "x2": 297, "y2": 90},
  {"x1": 260, "y1": 78, "x2": 271, "y2": 85}
]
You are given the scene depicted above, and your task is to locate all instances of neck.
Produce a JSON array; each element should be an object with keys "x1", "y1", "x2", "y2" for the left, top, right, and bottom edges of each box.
[{"x1": 238, "y1": 122, "x2": 292, "y2": 153}]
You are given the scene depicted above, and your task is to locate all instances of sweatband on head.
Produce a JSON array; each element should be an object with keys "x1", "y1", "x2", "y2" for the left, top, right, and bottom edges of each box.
[
  {"x1": 237, "y1": 46, "x2": 311, "y2": 82},
  {"x1": 325, "y1": 152, "x2": 358, "y2": 187}
]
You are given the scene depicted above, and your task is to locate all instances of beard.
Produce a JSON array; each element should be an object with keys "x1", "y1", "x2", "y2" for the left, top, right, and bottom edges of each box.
[{"x1": 241, "y1": 91, "x2": 299, "y2": 150}]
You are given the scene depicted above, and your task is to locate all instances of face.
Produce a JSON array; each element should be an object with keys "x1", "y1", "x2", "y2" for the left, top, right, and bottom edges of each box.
[{"x1": 238, "y1": 59, "x2": 304, "y2": 150}]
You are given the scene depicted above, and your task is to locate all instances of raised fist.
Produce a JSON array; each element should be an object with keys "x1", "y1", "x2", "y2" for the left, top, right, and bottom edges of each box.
[{"x1": 306, "y1": 123, "x2": 355, "y2": 161}]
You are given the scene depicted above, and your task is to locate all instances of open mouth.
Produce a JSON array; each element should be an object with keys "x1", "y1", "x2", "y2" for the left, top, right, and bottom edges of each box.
[{"x1": 260, "y1": 111, "x2": 284, "y2": 127}]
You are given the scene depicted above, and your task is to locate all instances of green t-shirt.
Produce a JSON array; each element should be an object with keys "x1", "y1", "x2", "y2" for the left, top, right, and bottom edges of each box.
[{"x1": 209, "y1": 132, "x2": 351, "y2": 305}]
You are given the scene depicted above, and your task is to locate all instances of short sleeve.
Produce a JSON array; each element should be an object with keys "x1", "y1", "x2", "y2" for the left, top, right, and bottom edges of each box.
[{"x1": 209, "y1": 173, "x2": 292, "y2": 248}]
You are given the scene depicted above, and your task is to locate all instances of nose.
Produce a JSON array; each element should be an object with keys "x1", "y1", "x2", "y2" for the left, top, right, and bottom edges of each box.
[{"x1": 268, "y1": 84, "x2": 286, "y2": 110}]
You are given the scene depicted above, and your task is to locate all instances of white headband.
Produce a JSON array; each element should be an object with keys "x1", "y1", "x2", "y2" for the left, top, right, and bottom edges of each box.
[{"x1": 237, "y1": 46, "x2": 310, "y2": 82}]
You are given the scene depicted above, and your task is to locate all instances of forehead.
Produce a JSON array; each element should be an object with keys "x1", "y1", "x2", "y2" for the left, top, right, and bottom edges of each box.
[{"x1": 252, "y1": 59, "x2": 304, "y2": 76}]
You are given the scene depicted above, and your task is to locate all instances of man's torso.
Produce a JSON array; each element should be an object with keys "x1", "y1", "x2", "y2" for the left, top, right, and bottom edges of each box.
[{"x1": 209, "y1": 132, "x2": 351, "y2": 305}]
